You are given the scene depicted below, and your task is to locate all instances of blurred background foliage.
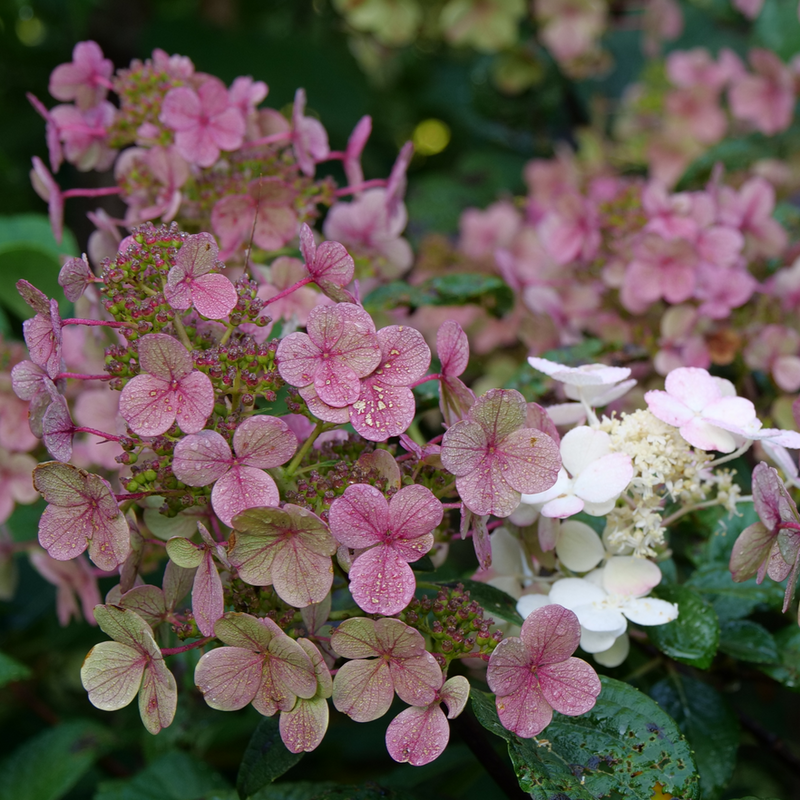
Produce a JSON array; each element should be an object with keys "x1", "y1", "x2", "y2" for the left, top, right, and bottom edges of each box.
[{"x1": 2, "y1": 1, "x2": 800, "y2": 798}]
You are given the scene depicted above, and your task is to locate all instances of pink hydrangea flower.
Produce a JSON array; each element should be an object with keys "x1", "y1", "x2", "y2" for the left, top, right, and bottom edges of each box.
[
  {"x1": 729, "y1": 49, "x2": 795, "y2": 136},
  {"x1": 744, "y1": 325, "x2": 800, "y2": 393},
  {"x1": 171, "y1": 415, "x2": 297, "y2": 528},
  {"x1": 29, "y1": 550, "x2": 100, "y2": 626},
  {"x1": 276, "y1": 303, "x2": 381, "y2": 408},
  {"x1": 119, "y1": 333, "x2": 214, "y2": 437},
  {"x1": 329, "y1": 483, "x2": 443, "y2": 615},
  {"x1": 343, "y1": 115, "x2": 372, "y2": 189},
  {"x1": 537, "y1": 193, "x2": 601, "y2": 266},
  {"x1": 459, "y1": 201, "x2": 522, "y2": 260},
  {"x1": 160, "y1": 77, "x2": 246, "y2": 168},
  {"x1": 0, "y1": 447, "x2": 38, "y2": 524},
  {"x1": 195, "y1": 612, "x2": 317, "y2": 716},
  {"x1": 49, "y1": 40, "x2": 113, "y2": 110},
  {"x1": 50, "y1": 101, "x2": 116, "y2": 172},
  {"x1": 27, "y1": 92, "x2": 63, "y2": 173},
  {"x1": 440, "y1": 388, "x2": 561, "y2": 517},
  {"x1": 29, "y1": 157, "x2": 64, "y2": 244},
  {"x1": 33, "y1": 461, "x2": 131, "y2": 571},
  {"x1": 386, "y1": 675, "x2": 470, "y2": 766},
  {"x1": 436, "y1": 320, "x2": 475, "y2": 426},
  {"x1": 164, "y1": 233, "x2": 237, "y2": 319},
  {"x1": 349, "y1": 325, "x2": 431, "y2": 442},
  {"x1": 291, "y1": 88, "x2": 330, "y2": 177},
  {"x1": 228, "y1": 504, "x2": 336, "y2": 608},
  {"x1": 19, "y1": 282, "x2": 62, "y2": 380},
  {"x1": 331, "y1": 617, "x2": 443, "y2": 722},
  {"x1": 298, "y1": 223, "x2": 355, "y2": 301},
  {"x1": 487, "y1": 604, "x2": 601, "y2": 738}
]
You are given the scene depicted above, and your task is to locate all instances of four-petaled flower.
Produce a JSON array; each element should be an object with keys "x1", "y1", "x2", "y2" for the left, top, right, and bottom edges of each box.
[
  {"x1": 487, "y1": 604, "x2": 601, "y2": 738},
  {"x1": 171, "y1": 415, "x2": 297, "y2": 528},
  {"x1": 119, "y1": 333, "x2": 215, "y2": 437},
  {"x1": 441, "y1": 388, "x2": 561, "y2": 517},
  {"x1": 329, "y1": 483, "x2": 443, "y2": 615}
]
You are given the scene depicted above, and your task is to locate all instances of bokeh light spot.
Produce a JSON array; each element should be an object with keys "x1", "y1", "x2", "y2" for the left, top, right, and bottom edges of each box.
[{"x1": 412, "y1": 119, "x2": 451, "y2": 156}]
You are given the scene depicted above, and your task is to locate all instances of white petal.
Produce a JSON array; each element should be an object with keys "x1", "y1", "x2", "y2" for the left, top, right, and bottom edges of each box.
[
  {"x1": 549, "y1": 577, "x2": 606, "y2": 609},
  {"x1": 575, "y1": 604, "x2": 628, "y2": 634},
  {"x1": 763, "y1": 440, "x2": 799, "y2": 479},
  {"x1": 580, "y1": 628, "x2": 620, "y2": 653},
  {"x1": 574, "y1": 452, "x2": 633, "y2": 504},
  {"x1": 540, "y1": 494, "x2": 584, "y2": 519},
  {"x1": 517, "y1": 593, "x2": 551, "y2": 619},
  {"x1": 555, "y1": 521, "x2": 605, "y2": 573},
  {"x1": 622, "y1": 597, "x2": 678, "y2": 626},
  {"x1": 603, "y1": 556, "x2": 662, "y2": 597},
  {"x1": 509, "y1": 503, "x2": 538, "y2": 526},
  {"x1": 586, "y1": 379, "x2": 637, "y2": 408},
  {"x1": 488, "y1": 528, "x2": 526, "y2": 577},
  {"x1": 543, "y1": 402, "x2": 585, "y2": 425},
  {"x1": 582, "y1": 498, "x2": 617, "y2": 516},
  {"x1": 592, "y1": 633, "x2": 630, "y2": 667},
  {"x1": 561, "y1": 427, "x2": 611, "y2": 477},
  {"x1": 521, "y1": 468, "x2": 571, "y2": 505}
]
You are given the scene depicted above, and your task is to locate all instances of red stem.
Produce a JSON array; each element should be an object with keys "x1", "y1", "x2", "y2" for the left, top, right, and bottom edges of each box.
[
  {"x1": 62, "y1": 187, "x2": 120, "y2": 198},
  {"x1": 263, "y1": 276, "x2": 314, "y2": 306},
  {"x1": 334, "y1": 178, "x2": 387, "y2": 197},
  {"x1": 73, "y1": 426, "x2": 122, "y2": 442},
  {"x1": 56, "y1": 372, "x2": 110, "y2": 381},
  {"x1": 244, "y1": 131, "x2": 292, "y2": 148},
  {"x1": 161, "y1": 636, "x2": 214, "y2": 657},
  {"x1": 410, "y1": 373, "x2": 441, "y2": 389},
  {"x1": 61, "y1": 318, "x2": 133, "y2": 329},
  {"x1": 441, "y1": 502, "x2": 463, "y2": 510}
]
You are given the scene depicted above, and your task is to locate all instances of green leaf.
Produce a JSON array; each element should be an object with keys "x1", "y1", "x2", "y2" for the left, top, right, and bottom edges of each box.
[
  {"x1": 718, "y1": 620, "x2": 779, "y2": 664},
  {"x1": 434, "y1": 578, "x2": 523, "y2": 625},
  {"x1": 759, "y1": 625, "x2": 800, "y2": 690},
  {"x1": 685, "y1": 564, "x2": 785, "y2": 622},
  {"x1": 237, "y1": 716, "x2": 304, "y2": 800},
  {"x1": 0, "y1": 214, "x2": 78, "y2": 255},
  {"x1": 648, "y1": 585, "x2": 720, "y2": 669},
  {"x1": 650, "y1": 676, "x2": 739, "y2": 800},
  {"x1": 0, "y1": 650, "x2": 31, "y2": 686},
  {"x1": 95, "y1": 751, "x2": 230, "y2": 800},
  {"x1": 755, "y1": 0, "x2": 800, "y2": 60},
  {"x1": 470, "y1": 678, "x2": 701, "y2": 799},
  {"x1": 363, "y1": 274, "x2": 513, "y2": 318},
  {"x1": 249, "y1": 784, "x2": 338, "y2": 800},
  {"x1": 0, "y1": 720, "x2": 111, "y2": 800},
  {"x1": 411, "y1": 554, "x2": 435, "y2": 572}
]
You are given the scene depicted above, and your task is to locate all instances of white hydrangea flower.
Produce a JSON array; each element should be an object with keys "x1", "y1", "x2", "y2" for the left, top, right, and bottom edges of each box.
[
  {"x1": 520, "y1": 426, "x2": 633, "y2": 518},
  {"x1": 554, "y1": 519, "x2": 605, "y2": 572}
]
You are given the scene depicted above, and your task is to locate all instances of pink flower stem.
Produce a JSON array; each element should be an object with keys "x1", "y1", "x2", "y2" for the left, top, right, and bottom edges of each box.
[
  {"x1": 56, "y1": 372, "x2": 110, "y2": 381},
  {"x1": 95, "y1": 76, "x2": 115, "y2": 90},
  {"x1": 441, "y1": 502, "x2": 463, "y2": 510},
  {"x1": 209, "y1": 516, "x2": 224, "y2": 543},
  {"x1": 73, "y1": 426, "x2": 123, "y2": 442},
  {"x1": 410, "y1": 373, "x2": 441, "y2": 389},
  {"x1": 57, "y1": 124, "x2": 108, "y2": 136},
  {"x1": 262, "y1": 276, "x2": 314, "y2": 306},
  {"x1": 245, "y1": 131, "x2": 292, "y2": 148},
  {"x1": 161, "y1": 636, "x2": 215, "y2": 657},
  {"x1": 142, "y1": 538, "x2": 167, "y2": 547},
  {"x1": 326, "y1": 150, "x2": 345, "y2": 160},
  {"x1": 334, "y1": 178, "x2": 388, "y2": 197},
  {"x1": 61, "y1": 318, "x2": 135, "y2": 329},
  {"x1": 62, "y1": 186, "x2": 120, "y2": 199},
  {"x1": 486, "y1": 520, "x2": 503, "y2": 532},
  {"x1": 429, "y1": 434, "x2": 445, "y2": 445}
]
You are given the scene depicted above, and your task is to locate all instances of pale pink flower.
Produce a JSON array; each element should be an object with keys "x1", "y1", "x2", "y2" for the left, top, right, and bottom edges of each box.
[
  {"x1": 537, "y1": 193, "x2": 600, "y2": 266},
  {"x1": 642, "y1": 0, "x2": 683, "y2": 58},
  {"x1": 665, "y1": 86, "x2": 727, "y2": 144},
  {"x1": 733, "y1": 0, "x2": 764, "y2": 18},
  {"x1": 534, "y1": 0, "x2": 606, "y2": 64},
  {"x1": 29, "y1": 157, "x2": 64, "y2": 244},
  {"x1": 459, "y1": 201, "x2": 522, "y2": 260},
  {"x1": 666, "y1": 48, "x2": 730, "y2": 91},
  {"x1": 0, "y1": 447, "x2": 38, "y2": 523},
  {"x1": 729, "y1": 49, "x2": 795, "y2": 136},
  {"x1": 50, "y1": 101, "x2": 116, "y2": 171},
  {"x1": 744, "y1": 325, "x2": 800, "y2": 393},
  {"x1": 291, "y1": 88, "x2": 330, "y2": 177},
  {"x1": 29, "y1": 551, "x2": 100, "y2": 626},
  {"x1": 27, "y1": 92, "x2": 63, "y2": 173},
  {"x1": 654, "y1": 305, "x2": 710, "y2": 375},
  {"x1": 49, "y1": 40, "x2": 113, "y2": 110},
  {"x1": 487, "y1": 604, "x2": 601, "y2": 738},
  {"x1": 717, "y1": 177, "x2": 788, "y2": 259},
  {"x1": 343, "y1": 115, "x2": 372, "y2": 189},
  {"x1": 160, "y1": 77, "x2": 246, "y2": 167}
]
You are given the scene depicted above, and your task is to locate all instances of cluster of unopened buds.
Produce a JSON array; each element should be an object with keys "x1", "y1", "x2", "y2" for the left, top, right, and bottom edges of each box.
[{"x1": 9, "y1": 37, "x2": 800, "y2": 768}]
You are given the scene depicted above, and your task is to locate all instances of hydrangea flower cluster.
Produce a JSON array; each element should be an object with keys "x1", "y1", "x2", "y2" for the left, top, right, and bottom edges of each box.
[{"x1": 11, "y1": 37, "x2": 800, "y2": 782}]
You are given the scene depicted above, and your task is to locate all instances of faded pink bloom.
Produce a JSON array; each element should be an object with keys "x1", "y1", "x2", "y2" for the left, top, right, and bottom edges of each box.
[
  {"x1": 733, "y1": 0, "x2": 764, "y2": 19},
  {"x1": 72, "y1": 389, "x2": 124, "y2": 470},
  {"x1": 349, "y1": 325, "x2": 431, "y2": 441},
  {"x1": 172, "y1": 415, "x2": 297, "y2": 528},
  {"x1": 49, "y1": 40, "x2": 113, "y2": 110},
  {"x1": 251, "y1": 257, "x2": 328, "y2": 333},
  {"x1": 119, "y1": 334, "x2": 214, "y2": 437},
  {"x1": 343, "y1": 115, "x2": 372, "y2": 189},
  {"x1": 27, "y1": 92, "x2": 63, "y2": 173},
  {"x1": 487, "y1": 604, "x2": 600, "y2": 737},
  {"x1": 151, "y1": 48, "x2": 195, "y2": 80},
  {"x1": 654, "y1": 305, "x2": 710, "y2": 376},
  {"x1": 21, "y1": 292, "x2": 62, "y2": 380},
  {"x1": 386, "y1": 675, "x2": 470, "y2": 766},
  {"x1": 50, "y1": 101, "x2": 116, "y2": 171},
  {"x1": 292, "y1": 88, "x2": 330, "y2": 177},
  {"x1": 323, "y1": 189, "x2": 413, "y2": 278},
  {"x1": 87, "y1": 208, "x2": 123, "y2": 267},
  {"x1": 33, "y1": 461, "x2": 131, "y2": 571},
  {"x1": 665, "y1": 86, "x2": 727, "y2": 144},
  {"x1": 29, "y1": 157, "x2": 64, "y2": 244},
  {"x1": 459, "y1": 201, "x2": 522, "y2": 260},
  {"x1": 329, "y1": 484, "x2": 442, "y2": 615},
  {"x1": 537, "y1": 193, "x2": 600, "y2": 266},
  {"x1": 642, "y1": 0, "x2": 683, "y2": 58},
  {"x1": 441, "y1": 388, "x2": 561, "y2": 517},
  {"x1": 717, "y1": 177, "x2": 788, "y2": 259},
  {"x1": 0, "y1": 447, "x2": 38, "y2": 523},
  {"x1": 160, "y1": 78, "x2": 246, "y2": 167},
  {"x1": 195, "y1": 612, "x2": 316, "y2": 715},
  {"x1": 770, "y1": 256, "x2": 800, "y2": 312},
  {"x1": 729, "y1": 49, "x2": 795, "y2": 136},
  {"x1": 228, "y1": 76, "x2": 268, "y2": 116},
  {"x1": 331, "y1": 617, "x2": 442, "y2": 722},
  {"x1": 666, "y1": 48, "x2": 731, "y2": 91},
  {"x1": 229, "y1": 504, "x2": 336, "y2": 608},
  {"x1": 212, "y1": 177, "x2": 298, "y2": 259},
  {"x1": 164, "y1": 233, "x2": 237, "y2": 319},
  {"x1": 59, "y1": 255, "x2": 92, "y2": 303},
  {"x1": 745, "y1": 325, "x2": 800, "y2": 393},
  {"x1": 29, "y1": 550, "x2": 100, "y2": 626},
  {"x1": 693, "y1": 263, "x2": 756, "y2": 319},
  {"x1": 82, "y1": 605, "x2": 177, "y2": 734},
  {"x1": 534, "y1": 0, "x2": 606, "y2": 64},
  {"x1": 299, "y1": 223, "x2": 355, "y2": 300},
  {"x1": 437, "y1": 320, "x2": 475, "y2": 426},
  {"x1": 276, "y1": 303, "x2": 381, "y2": 408}
]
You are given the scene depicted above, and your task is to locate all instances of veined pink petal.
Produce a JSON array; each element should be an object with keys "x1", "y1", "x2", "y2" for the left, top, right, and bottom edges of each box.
[
  {"x1": 469, "y1": 388, "x2": 528, "y2": 441},
  {"x1": 211, "y1": 465, "x2": 280, "y2": 528},
  {"x1": 298, "y1": 385, "x2": 350, "y2": 424},
  {"x1": 119, "y1": 374, "x2": 176, "y2": 436},
  {"x1": 160, "y1": 87, "x2": 201, "y2": 131},
  {"x1": 643, "y1": 389, "x2": 695, "y2": 427},
  {"x1": 388, "y1": 649, "x2": 442, "y2": 707},
  {"x1": 496, "y1": 680, "x2": 553, "y2": 738},
  {"x1": 440, "y1": 419, "x2": 487, "y2": 476},
  {"x1": 440, "y1": 676, "x2": 470, "y2": 718},
  {"x1": 280, "y1": 695, "x2": 329, "y2": 753},
  {"x1": 193, "y1": 550, "x2": 224, "y2": 636},
  {"x1": 437, "y1": 321, "x2": 469, "y2": 377},
  {"x1": 332, "y1": 658, "x2": 394, "y2": 722},
  {"x1": 315, "y1": 358, "x2": 361, "y2": 407},
  {"x1": 350, "y1": 381, "x2": 415, "y2": 441},
  {"x1": 664, "y1": 367, "x2": 721, "y2": 410},
  {"x1": 455, "y1": 454, "x2": 522, "y2": 517},
  {"x1": 538, "y1": 657, "x2": 601, "y2": 715},
  {"x1": 388, "y1": 484, "x2": 443, "y2": 540},
  {"x1": 234, "y1": 415, "x2": 297, "y2": 468},
  {"x1": 271, "y1": 540, "x2": 334, "y2": 608},
  {"x1": 386, "y1": 704, "x2": 449, "y2": 766},
  {"x1": 81, "y1": 640, "x2": 145, "y2": 711},
  {"x1": 487, "y1": 636, "x2": 530, "y2": 697},
  {"x1": 173, "y1": 371, "x2": 215, "y2": 434},
  {"x1": 137, "y1": 334, "x2": 193, "y2": 380},
  {"x1": 521, "y1": 605, "x2": 582, "y2": 664},
  {"x1": 329, "y1": 484, "x2": 387, "y2": 549},
  {"x1": 276, "y1": 332, "x2": 321, "y2": 388},
  {"x1": 172, "y1": 430, "x2": 233, "y2": 486},
  {"x1": 679, "y1": 417, "x2": 737, "y2": 453},
  {"x1": 195, "y1": 646, "x2": 264, "y2": 710},
  {"x1": 138, "y1": 657, "x2": 178, "y2": 734},
  {"x1": 215, "y1": 612, "x2": 275, "y2": 650},
  {"x1": 187, "y1": 273, "x2": 238, "y2": 319},
  {"x1": 330, "y1": 617, "x2": 382, "y2": 658},
  {"x1": 498, "y1": 428, "x2": 561, "y2": 495},
  {"x1": 349, "y1": 546, "x2": 417, "y2": 615},
  {"x1": 374, "y1": 326, "x2": 431, "y2": 387}
]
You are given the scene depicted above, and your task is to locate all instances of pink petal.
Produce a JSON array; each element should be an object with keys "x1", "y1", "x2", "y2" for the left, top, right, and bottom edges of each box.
[
  {"x1": 664, "y1": 367, "x2": 721, "y2": 411},
  {"x1": 208, "y1": 106, "x2": 245, "y2": 151},
  {"x1": 137, "y1": 333, "x2": 193, "y2": 380},
  {"x1": 344, "y1": 115, "x2": 371, "y2": 187},
  {"x1": 276, "y1": 332, "x2": 321, "y2": 388},
  {"x1": 298, "y1": 385, "x2": 350, "y2": 423},
  {"x1": 332, "y1": 658, "x2": 394, "y2": 722},
  {"x1": 11, "y1": 360, "x2": 47, "y2": 401},
  {"x1": 161, "y1": 87, "x2": 201, "y2": 129},
  {"x1": 679, "y1": 417, "x2": 737, "y2": 453},
  {"x1": 644, "y1": 389, "x2": 695, "y2": 427},
  {"x1": 42, "y1": 393, "x2": 74, "y2": 462},
  {"x1": 487, "y1": 636, "x2": 530, "y2": 697},
  {"x1": 498, "y1": 428, "x2": 562, "y2": 495},
  {"x1": 211, "y1": 194, "x2": 254, "y2": 252},
  {"x1": 119, "y1": 374, "x2": 176, "y2": 437},
  {"x1": 349, "y1": 381, "x2": 415, "y2": 441},
  {"x1": 469, "y1": 389, "x2": 528, "y2": 442},
  {"x1": 253, "y1": 204, "x2": 298, "y2": 251},
  {"x1": 173, "y1": 371, "x2": 215, "y2": 434},
  {"x1": 329, "y1": 484, "x2": 387, "y2": 548},
  {"x1": 86, "y1": 511, "x2": 132, "y2": 572},
  {"x1": 437, "y1": 320, "x2": 469, "y2": 378},
  {"x1": 520, "y1": 604, "x2": 582, "y2": 664},
  {"x1": 194, "y1": 646, "x2": 264, "y2": 710},
  {"x1": 730, "y1": 521, "x2": 775, "y2": 581},
  {"x1": 311, "y1": 240, "x2": 354, "y2": 288},
  {"x1": 331, "y1": 617, "x2": 382, "y2": 658},
  {"x1": 23, "y1": 305, "x2": 62, "y2": 379},
  {"x1": 538, "y1": 657, "x2": 600, "y2": 716},
  {"x1": 315, "y1": 358, "x2": 361, "y2": 407},
  {"x1": 271, "y1": 539, "x2": 334, "y2": 608},
  {"x1": 59, "y1": 255, "x2": 92, "y2": 302},
  {"x1": 455, "y1": 454, "x2": 522, "y2": 517},
  {"x1": 349, "y1": 546, "x2": 417, "y2": 615},
  {"x1": 193, "y1": 550, "x2": 224, "y2": 636},
  {"x1": 81, "y1": 641, "x2": 145, "y2": 711},
  {"x1": 374, "y1": 326, "x2": 431, "y2": 387},
  {"x1": 388, "y1": 484, "x2": 443, "y2": 541},
  {"x1": 386, "y1": 705, "x2": 449, "y2": 766},
  {"x1": 211, "y1": 465, "x2": 280, "y2": 528},
  {"x1": 280, "y1": 695, "x2": 329, "y2": 753},
  {"x1": 172, "y1": 430, "x2": 232, "y2": 486},
  {"x1": 440, "y1": 419, "x2": 488, "y2": 477},
  {"x1": 389, "y1": 650, "x2": 442, "y2": 707},
  {"x1": 496, "y1": 680, "x2": 552, "y2": 738},
  {"x1": 234, "y1": 415, "x2": 297, "y2": 468},
  {"x1": 188, "y1": 273, "x2": 238, "y2": 319},
  {"x1": 178, "y1": 232, "x2": 219, "y2": 277},
  {"x1": 138, "y1": 657, "x2": 178, "y2": 734},
  {"x1": 299, "y1": 223, "x2": 316, "y2": 265},
  {"x1": 215, "y1": 612, "x2": 275, "y2": 650},
  {"x1": 440, "y1": 675, "x2": 470, "y2": 718}
]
